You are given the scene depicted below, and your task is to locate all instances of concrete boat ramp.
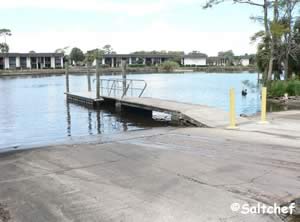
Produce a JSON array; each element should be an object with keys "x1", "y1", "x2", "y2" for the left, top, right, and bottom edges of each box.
[
  {"x1": 1, "y1": 114, "x2": 300, "y2": 222},
  {"x1": 66, "y1": 91, "x2": 246, "y2": 128}
]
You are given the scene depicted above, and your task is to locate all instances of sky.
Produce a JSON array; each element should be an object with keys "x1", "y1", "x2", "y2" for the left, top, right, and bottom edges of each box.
[{"x1": 0, "y1": 0, "x2": 264, "y2": 56}]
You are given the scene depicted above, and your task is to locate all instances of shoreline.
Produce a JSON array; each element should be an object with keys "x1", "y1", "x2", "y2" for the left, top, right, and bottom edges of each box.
[
  {"x1": 0, "y1": 66, "x2": 257, "y2": 77},
  {"x1": 268, "y1": 97, "x2": 300, "y2": 108}
]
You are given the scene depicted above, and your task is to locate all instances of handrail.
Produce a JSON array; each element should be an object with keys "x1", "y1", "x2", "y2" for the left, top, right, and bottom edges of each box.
[{"x1": 97, "y1": 78, "x2": 147, "y2": 98}]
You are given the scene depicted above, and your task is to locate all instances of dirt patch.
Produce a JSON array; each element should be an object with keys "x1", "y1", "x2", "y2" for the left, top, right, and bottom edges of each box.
[{"x1": 0, "y1": 203, "x2": 11, "y2": 222}]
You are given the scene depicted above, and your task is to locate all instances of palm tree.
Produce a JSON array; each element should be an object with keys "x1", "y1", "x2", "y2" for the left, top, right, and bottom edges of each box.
[{"x1": 0, "y1": 29, "x2": 12, "y2": 45}]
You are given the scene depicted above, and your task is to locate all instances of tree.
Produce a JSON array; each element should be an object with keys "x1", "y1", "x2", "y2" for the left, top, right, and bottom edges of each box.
[
  {"x1": 55, "y1": 46, "x2": 69, "y2": 54},
  {"x1": 0, "y1": 43, "x2": 9, "y2": 53},
  {"x1": 218, "y1": 50, "x2": 234, "y2": 58},
  {"x1": 70, "y1": 47, "x2": 85, "y2": 65},
  {"x1": 0, "y1": 28, "x2": 11, "y2": 53},
  {"x1": 204, "y1": 0, "x2": 273, "y2": 82},
  {"x1": 84, "y1": 48, "x2": 105, "y2": 65},
  {"x1": 102, "y1": 45, "x2": 116, "y2": 54},
  {"x1": 279, "y1": 0, "x2": 300, "y2": 79},
  {"x1": 0, "y1": 29, "x2": 12, "y2": 44}
]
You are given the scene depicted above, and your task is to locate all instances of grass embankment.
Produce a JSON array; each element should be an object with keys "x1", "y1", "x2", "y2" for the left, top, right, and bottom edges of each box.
[{"x1": 267, "y1": 80, "x2": 300, "y2": 97}]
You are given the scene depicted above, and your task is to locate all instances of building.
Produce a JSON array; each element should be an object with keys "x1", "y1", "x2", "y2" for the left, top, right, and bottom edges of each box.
[
  {"x1": 207, "y1": 57, "x2": 228, "y2": 66},
  {"x1": 92, "y1": 52, "x2": 207, "y2": 67},
  {"x1": 0, "y1": 53, "x2": 64, "y2": 70},
  {"x1": 207, "y1": 55, "x2": 253, "y2": 67},
  {"x1": 181, "y1": 53, "x2": 207, "y2": 66},
  {"x1": 98, "y1": 53, "x2": 177, "y2": 67},
  {"x1": 240, "y1": 56, "x2": 251, "y2": 66}
]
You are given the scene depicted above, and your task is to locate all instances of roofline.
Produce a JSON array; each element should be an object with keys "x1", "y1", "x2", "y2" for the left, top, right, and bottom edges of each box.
[
  {"x1": 103, "y1": 54, "x2": 180, "y2": 58},
  {"x1": 0, "y1": 53, "x2": 64, "y2": 57}
]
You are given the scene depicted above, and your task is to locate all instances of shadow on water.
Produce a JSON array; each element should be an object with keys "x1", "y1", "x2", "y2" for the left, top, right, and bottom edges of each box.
[{"x1": 65, "y1": 101, "x2": 170, "y2": 139}]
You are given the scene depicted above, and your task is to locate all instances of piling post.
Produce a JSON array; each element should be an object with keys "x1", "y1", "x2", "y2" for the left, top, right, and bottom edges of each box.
[
  {"x1": 87, "y1": 64, "x2": 91, "y2": 92},
  {"x1": 121, "y1": 60, "x2": 127, "y2": 96},
  {"x1": 260, "y1": 87, "x2": 268, "y2": 124},
  {"x1": 96, "y1": 59, "x2": 100, "y2": 99},
  {"x1": 65, "y1": 60, "x2": 70, "y2": 93},
  {"x1": 227, "y1": 88, "x2": 238, "y2": 129}
]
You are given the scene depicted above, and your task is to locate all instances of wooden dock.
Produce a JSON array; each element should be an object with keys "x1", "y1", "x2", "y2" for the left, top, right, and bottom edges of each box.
[{"x1": 66, "y1": 91, "x2": 247, "y2": 128}]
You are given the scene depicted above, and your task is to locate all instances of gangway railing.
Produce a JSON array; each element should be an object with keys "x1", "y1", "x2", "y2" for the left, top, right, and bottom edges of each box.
[{"x1": 96, "y1": 78, "x2": 147, "y2": 98}]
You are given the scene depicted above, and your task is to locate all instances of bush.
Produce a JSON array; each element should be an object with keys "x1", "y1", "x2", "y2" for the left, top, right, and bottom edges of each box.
[
  {"x1": 267, "y1": 81, "x2": 287, "y2": 97},
  {"x1": 286, "y1": 80, "x2": 300, "y2": 96},
  {"x1": 268, "y1": 80, "x2": 300, "y2": 97},
  {"x1": 160, "y1": 61, "x2": 179, "y2": 72}
]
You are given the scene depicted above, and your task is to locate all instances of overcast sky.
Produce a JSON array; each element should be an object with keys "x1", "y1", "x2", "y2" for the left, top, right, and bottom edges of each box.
[{"x1": 0, "y1": 0, "x2": 263, "y2": 56}]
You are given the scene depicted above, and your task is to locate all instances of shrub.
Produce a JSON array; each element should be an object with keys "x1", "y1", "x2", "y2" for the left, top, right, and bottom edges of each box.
[
  {"x1": 286, "y1": 80, "x2": 300, "y2": 96},
  {"x1": 267, "y1": 80, "x2": 300, "y2": 97},
  {"x1": 267, "y1": 81, "x2": 287, "y2": 97},
  {"x1": 160, "y1": 61, "x2": 179, "y2": 72}
]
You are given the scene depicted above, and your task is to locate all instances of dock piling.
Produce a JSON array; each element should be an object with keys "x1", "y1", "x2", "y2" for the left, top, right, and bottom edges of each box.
[
  {"x1": 87, "y1": 64, "x2": 91, "y2": 92},
  {"x1": 121, "y1": 60, "x2": 127, "y2": 96},
  {"x1": 65, "y1": 61, "x2": 70, "y2": 93},
  {"x1": 96, "y1": 59, "x2": 100, "y2": 99}
]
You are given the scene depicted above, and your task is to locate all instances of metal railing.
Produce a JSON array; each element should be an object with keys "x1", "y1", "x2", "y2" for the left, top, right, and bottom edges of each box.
[{"x1": 97, "y1": 78, "x2": 147, "y2": 98}]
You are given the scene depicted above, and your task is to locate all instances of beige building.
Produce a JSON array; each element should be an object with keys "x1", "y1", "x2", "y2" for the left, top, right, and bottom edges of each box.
[{"x1": 0, "y1": 53, "x2": 64, "y2": 70}]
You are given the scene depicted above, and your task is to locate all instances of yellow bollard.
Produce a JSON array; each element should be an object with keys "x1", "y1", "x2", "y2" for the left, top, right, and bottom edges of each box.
[
  {"x1": 227, "y1": 88, "x2": 238, "y2": 129},
  {"x1": 260, "y1": 87, "x2": 268, "y2": 124}
]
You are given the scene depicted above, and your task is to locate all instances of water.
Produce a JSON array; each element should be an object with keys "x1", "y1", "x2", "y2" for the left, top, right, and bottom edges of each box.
[
  {"x1": 0, "y1": 72, "x2": 261, "y2": 149},
  {"x1": 130, "y1": 72, "x2": 261, "y2": 115}
]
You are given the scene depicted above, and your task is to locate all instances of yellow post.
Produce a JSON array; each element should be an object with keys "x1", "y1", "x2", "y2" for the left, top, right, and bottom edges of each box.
[
  {"x1": 260, "y1": 87, "x2": 268, "y2": 124},
  {"x1": 228, "y1": 88, "x2": 238, "y2": 129}
]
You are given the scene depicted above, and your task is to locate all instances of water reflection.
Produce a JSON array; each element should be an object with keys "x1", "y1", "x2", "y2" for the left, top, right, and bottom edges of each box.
[
  {"x1": 64, "y1": 100, "x2": 163, "y2": 145},
  {"x1": 88, "y1": 110, "x2": 92, "y2": 135},
  {"x1": 66, "y1": 101, "x2": 71, "y2": 137}
]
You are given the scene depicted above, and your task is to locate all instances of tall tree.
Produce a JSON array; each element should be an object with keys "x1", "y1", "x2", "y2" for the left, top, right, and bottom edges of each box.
[
  {"x1": 84, "y1": 48, "x2": 105, "y2": 65},
  {"x1": 281, "y1": 0, "x2": 300, "y2": 79},
  {"x1": 0, "y1": 29, "x2": 12, "y2": 44},
  {"x1": 102, "y1": 45, "x2": 116, "y2": 54},
  {"x1": 0, "y1": 29, "x2": 12, "y2": 53},
  {"x1": 55, "y1": 46, "x2": 69, "y2": 54},
  {"x1": 204, "y1": 0, "x2": 273, "y2": 82},
  {"x1": 70, "y1": 47, "x2": 85, "y2": 65}
]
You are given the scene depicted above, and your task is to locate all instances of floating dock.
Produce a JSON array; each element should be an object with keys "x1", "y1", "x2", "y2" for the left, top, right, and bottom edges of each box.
[{"x1": 66, "y1": 91, "x2": 247, "y2": 128}]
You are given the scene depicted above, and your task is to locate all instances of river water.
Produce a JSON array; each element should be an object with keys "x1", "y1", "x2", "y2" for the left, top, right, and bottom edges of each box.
[{"x1": 0, "y1": 72, "x2": 261, "y2": 149}]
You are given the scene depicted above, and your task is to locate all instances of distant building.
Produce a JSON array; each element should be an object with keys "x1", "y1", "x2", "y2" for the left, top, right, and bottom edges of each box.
[
  {"x1": 92, "y1": 52, "x2": 207, "y2": 67},
  {"x1": 0, "y1": 53, "x2": 64, "y2": 70},
  {"x1": 207, "y1": 57, "x2": 228, "y2": 66},
  {"x1": 239, "y1": 56, "x2": 251, "y2": 66},
  {"x1": 207, "y1": 55, "x2": 254, "y2": 67},
  {"x1": 182, "y1": 53, "x2": 207, "y2": 66},
  {"x1": 97, "y1": 53, "x2": 177, "y2": 67}
]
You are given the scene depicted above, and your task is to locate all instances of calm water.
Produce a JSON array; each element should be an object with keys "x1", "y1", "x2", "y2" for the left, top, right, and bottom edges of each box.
[{"x1": 0, "y1": 72, "x2": 261, "y2": 150}]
